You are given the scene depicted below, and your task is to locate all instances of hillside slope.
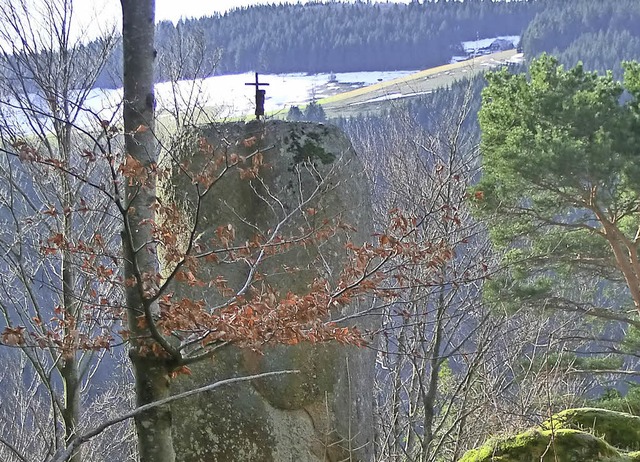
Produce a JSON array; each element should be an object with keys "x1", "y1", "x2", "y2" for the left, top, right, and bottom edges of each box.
[{"x1": 319, "y1": 49, "x2": 520, "y2": 118}]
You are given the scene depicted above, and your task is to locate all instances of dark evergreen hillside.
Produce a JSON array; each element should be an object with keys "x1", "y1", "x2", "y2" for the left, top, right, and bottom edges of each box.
[
  {"x1": 521, "y1": 0, "x2": 640, "y2": 77},
  {"x1": 167, "y1": 1, "x2": 535, "y2": 76},
  {"x1": 148, "y1": 0, "x2": 541, "y2": 83},
  {"x1": 335, "y1": 74, "x2": 486, "y2": 140}
]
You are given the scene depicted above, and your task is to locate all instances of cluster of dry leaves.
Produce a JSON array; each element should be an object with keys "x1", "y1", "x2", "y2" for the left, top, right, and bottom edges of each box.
[{"x1": 2, "y1": 131, "x2": 456, "y2": 376}]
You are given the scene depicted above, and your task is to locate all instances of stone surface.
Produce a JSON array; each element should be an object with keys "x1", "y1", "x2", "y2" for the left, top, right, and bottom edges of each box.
[{"x1": 161, "y1": 120, "x2": 375, "y2": 461}]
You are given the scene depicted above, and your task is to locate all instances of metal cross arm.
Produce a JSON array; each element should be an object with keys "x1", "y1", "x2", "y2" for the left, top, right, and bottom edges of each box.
[{"x1": 245, "y1": 72, "x2": 270, "y2": 119}]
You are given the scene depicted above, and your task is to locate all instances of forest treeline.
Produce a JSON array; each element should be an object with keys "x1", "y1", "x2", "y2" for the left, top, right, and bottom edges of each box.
[
  {"x1": 93, "y1": 0, "x2": 640, "y2": 88},
  {"x1": 96, "y1": 0, "x2": 542, "y2": 88},
  {"x1": 57, "y1": 0, "x2": 640, "y2": 92},
  {"x1": 336, "y1": 0, "x2": 640, "y2": 132},
  {"x1": 521, "y1": 0, "x2": 640, "y2": 77},
  {"x1": 160, "y1": 0, "x2": 537, "y2": 74}
]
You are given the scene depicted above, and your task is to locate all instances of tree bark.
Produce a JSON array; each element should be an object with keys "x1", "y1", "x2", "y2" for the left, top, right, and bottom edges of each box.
[
  {"x1": 128, "y1": 353, "x2": 174, "y2": 462},
  {"x1": 60, "y1": 355, "x2": 80, "y2": 462},
  {"x1": 420, "y1": 289, "x2": 445, "y2": 462},
  {"x1": 120, "y1": 1, "x2": 175, "y2": 461},
  {"x1": 60, "y1": 131, "x2": 81, "y2": 462}
]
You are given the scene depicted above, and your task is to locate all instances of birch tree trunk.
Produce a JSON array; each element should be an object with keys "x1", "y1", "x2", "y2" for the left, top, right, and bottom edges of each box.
[{"x1": 120, "y1": 2, "x2": 175, "y2": 461}]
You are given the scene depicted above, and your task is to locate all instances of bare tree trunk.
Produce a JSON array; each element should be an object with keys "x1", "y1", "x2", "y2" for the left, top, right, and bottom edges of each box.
[
  {"x1": 120, "y1": 2, "x2": 176, "y2": 461},
  {"x1": 420, "y1": 290, "x2": 445, "y2": 461},
  {"x1": 0, "y1": 1, "x2": 118, "y2": 458},
  {"x1": 60, "y1": 133, "x2": 81, "y2": 462},
  {"x1": 127, "y1": 354, "x2": 174, "y2": 462}
]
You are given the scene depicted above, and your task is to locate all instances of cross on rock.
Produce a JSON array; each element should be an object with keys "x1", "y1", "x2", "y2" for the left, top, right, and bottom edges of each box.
[{"x1": 245, "y1": 72, "x2": 269, "y2": 120}]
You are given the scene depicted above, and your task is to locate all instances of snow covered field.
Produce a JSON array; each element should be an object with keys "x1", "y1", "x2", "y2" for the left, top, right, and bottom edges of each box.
[
  {"x1": 10, "y1": 36, "x2": 522, "y2": 130},
  {"x1": 81, "y1": 69, "x2": 417, "y2": 124}
]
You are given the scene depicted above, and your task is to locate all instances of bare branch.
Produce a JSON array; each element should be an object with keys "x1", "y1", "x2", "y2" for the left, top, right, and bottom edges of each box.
[{"x1": 48, "y1": 370, "x2": 299, "y2": 462}]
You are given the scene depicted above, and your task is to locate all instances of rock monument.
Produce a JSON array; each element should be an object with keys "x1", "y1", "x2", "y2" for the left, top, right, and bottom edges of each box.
[{"x1": 161, "y1": 120, "x2": 375, "y2": 461}]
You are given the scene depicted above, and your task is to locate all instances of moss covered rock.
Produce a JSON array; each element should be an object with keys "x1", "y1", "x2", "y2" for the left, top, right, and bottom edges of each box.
[
  {"x1": 541, "y1": 408, "x2": 640, "y2": 451},
  {"x1": 460, "y1": 408, "x2": 640, "y2": 462},
  {"x1": 460, "y1": 429, "x2": 622, "y2": 462}
]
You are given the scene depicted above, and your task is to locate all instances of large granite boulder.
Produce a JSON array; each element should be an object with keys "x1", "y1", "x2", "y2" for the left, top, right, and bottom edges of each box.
[
  {"x1": 160, "y1": 120, "x2": 375, "y2": 461},
  {"x1": 459, "y1": 408, "x2": 640, "y2": 462}
]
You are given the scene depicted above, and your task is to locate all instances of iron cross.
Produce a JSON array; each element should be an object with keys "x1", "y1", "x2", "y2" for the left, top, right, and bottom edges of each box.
[{"x1": 245, "y1": 72, "x2": 269, "y2": 120}]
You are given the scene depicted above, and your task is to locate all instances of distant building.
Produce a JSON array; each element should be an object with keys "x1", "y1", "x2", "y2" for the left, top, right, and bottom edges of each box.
[
  {"x1": 461, "y1": 36, "x2": 520, "y2": 59},
  {"x1": 488, "y1": 38, "x2": 514, "y2": 52}
]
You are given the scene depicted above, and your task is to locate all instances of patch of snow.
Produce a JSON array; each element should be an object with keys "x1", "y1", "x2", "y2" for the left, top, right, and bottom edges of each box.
[
  {"x1": 508, "y1": 53, "x2": 525, "y2": 64},
  {"x1": 333, "y1": 70, "x2": 415, "y2": 84},
  {"x1": 152, "y1": 70, "x2": 419, "y2": 117},
  {"x1": 85, "y1": 70, "x2": 422, "y2": 121},
  {"x1": 352, "y1": 92, "x2": 404, "y2": 104},
  {"x1": 351, "y1": 90, "x2": 433, "y2": 106},
  {"x1": 5, "y1": 69, "x2": 423, "y2": 132}
]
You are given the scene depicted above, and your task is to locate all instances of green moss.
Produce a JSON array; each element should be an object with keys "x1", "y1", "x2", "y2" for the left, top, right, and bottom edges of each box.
[
  {"x1": 459, "y1": 429, "x2": 622, "y2": 462},
  {"x1": 294, "y1": 139, "x2": 335, "y2": 164},
  {"x1": 285, "y1": 129, "x2": 336, "y2": 168},
  {"x1": 541, "y1": 408, "x2": 640, "y2": 451},
  {"x1": 461, "y1": 408, "x2": 640, "y2": 462}
]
